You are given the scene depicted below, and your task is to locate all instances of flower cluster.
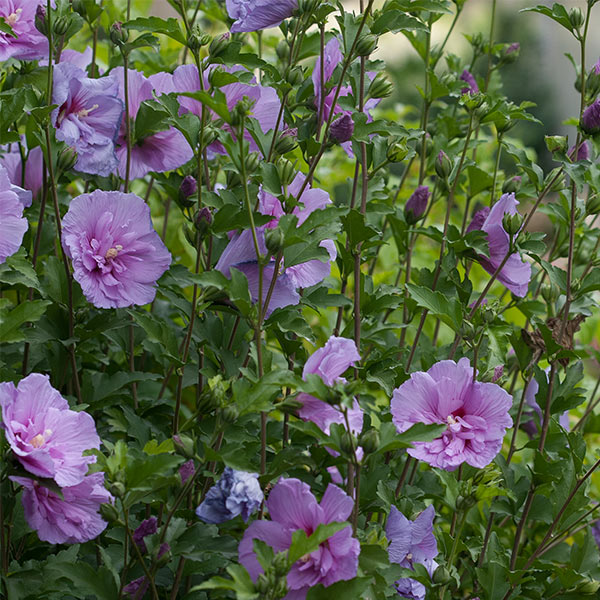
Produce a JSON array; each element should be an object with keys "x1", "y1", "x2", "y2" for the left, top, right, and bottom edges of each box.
[{"x1": 0, "y1": 374, "x2": 111, "y2": 543}]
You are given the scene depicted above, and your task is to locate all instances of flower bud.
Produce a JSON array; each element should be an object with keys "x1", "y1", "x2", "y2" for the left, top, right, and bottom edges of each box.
[
  {"x1": 209, "y1": 32, "x2": 230, "y2": 58},
  {"x1": 432, "y1": 566, "x2": 452, "y2": 585},
  {"x1": 330, "y1": 113, "x2": 354, "y2": 143},
  {"x1": 496, "y1": 116, "x2": 515, "y2": 134},
  {"x1": 575, "y1": 580, "x2": 600, "y2": 595},
  {"x1": 386, "y1": 139, "x2": 409, "y2": 163},
  {"x1": 502, "y1": 212, "x2": 523, "y2": 237},
  {"x1": 246, "y1": 152, "x2": 260, "y2": 174},
  {"x1": 222, "y1": 405, "x2": 239, "y2": 423},
  {"x1": 502, "y1": 175, "x2": 522, "y2": 194},
  {"x1": 195, "y1": 206, "x2": 213, "y2": 237},
  {"x1": 53, "y1": 15, "x2": 70, "y2": 37},
  {"x1": 355, "y1": 34, "x2": 378, "y2": 57},
  {"x1": 569, "y1": 7, "x2": 584, "y2": 30},
  {"x1": 276, "y1": 40, "x2": 290, "y2": 61},
  {"x1": 256, "y1": 574, "x2": 270, "y2": 595},
  {"x1": 173, "y1": 434, "x2": 195, "y2": 459},
  {"x1": 460, "y1": 69, "x2": 479, "y2": 95},
  {"x1": 272, "y1": 552, "x2": 289, "y2": 577},
  {"x1": 231, "y1": 98, "x2": 254, "y2": 127},
  {"x1": 368, "y1": 72, "x2": 393, "y2": 99},
  {"x1": 435, "y1": 150, "x2": 452, "y2": 180},
  {"x1": 587, "y1": 66, "x2": 600, "y2": 99},
  {"x1": 56, "y1": 145, "x2": 78, "y2": 174},
  {"x1": 265, "y1": 227, "x2": 285, "y2": 256},
  {"x1": 340, "y1": 431, "x2": 356, "y2": 456},
  {"x1": 285, "y1": 66, "x2": 303, "y2": 87},
  {"x1": 492, "y1": 365, "x2": 504, "y2": 382},
  {"x1": 581, "y1": 98, "x2": 600, "y2": 134},
  {"x1": 274, "y1": 129, "x2": 298, "y2": 156},
  {"x1": 455, "y1": 493, "x2": 477, "y2": 511},
  {"x1": 404, "y1": 185, "x2": 430, "y2": 224},
  {"x1": 99, "y1": 502, "x2": 121, "y2": 524},
  {"x1": 179, "y1": 175, "x2": 197, "y2": 207},
  {"x1": 109, "y1": 481, "x2": 126, "y2": 498},
  {"x1": 359, "y1": 429, "x2": 380, "y2": 455},
  {"x1": 154, "y1": 543, "x2": 171, "y2": 568},
  {"x1": 586, "y1": 194, "x2": 600, "y2": 215},
  {"x1": 503, "y1": 42, "x2": 520, "y2": 63},
  {"x1": 569, "y1": 141, "x2": 590, "y2": 161},
  {"x1": 202, "y1": 126, "x2": 219, "y2": 148},
  {"x1": 188, "y1": 26, "x2": 211, "y2": 52},
  {"x1": 35, "y1": 5, "x2": 48, "y2": 36},
  {"x1": 277, "y1": 157, "x2": 296, "y2": 186},
  {"x1": 110, "y1": 21, "x2": 129, "y2": 46},
  {"x1": 541, "y1": 284, "x2": 559, "y2": 305}
]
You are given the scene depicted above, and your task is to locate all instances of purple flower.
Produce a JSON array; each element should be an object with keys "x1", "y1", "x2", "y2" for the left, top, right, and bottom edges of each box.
[
  {"x1": 582, "y1": 98, "x2": 600, "y2": 134},
  {"x1": 11, "y1": 472, "x2": 113, "y2": 544},
  {"x1": 313, "y1": 38, "x2": 379, "y2": 154},
  {"x1": 568, "y1": 141, "x2": 590, "y2": 161},
  {"x1": 506, "y1": 42, "x2": 520, "y2": 56},
  {"x1": 1, "y1": 139, "x2": 43, "y2": 201},
  {"x1": 0, "y1": 373, "x2": 100, "y2": 486},
  {"x1": 467, "y1": 193, "x2": 531, "y2": 297},
  {"x1": 52, "y1": 63, "x2": 123, "y2": 176},
  {"x1": 226, "y1": 0, "x2": 298, "y2": 33},
  {"x1": 405, "y1": 186, "x2": 430, "y2": 224},
  {"x1": 133, "y1": 517, "x2": 157, "y2": 554},
  {"x1": 112, "y1": 68, "x2": 194, "y2": 180},
  {"x1": 593, "y1": 58, "x2": 600, "y2": 76},
  {"x1": 394, "y1": 578, "x2": 427, "y2": 600},
  {"x1": 391, "y1": 358, "x2": 513, "y2": 470},
  {"x1": 179, "y1": 175, "x2": 197, "y2": 203},
  {"x1": 239, "y1": 478, "x2": 360, "y2": 598},
  {"x1": 330, "y1": 113, "x2": 354, "y2": 143},
  {"x1": 592, "y1": 520, "x2": 600, "y2": 550},
  {"x1": 179, "y1": 459, "x2": 195, "y2": 484},
  {"x1": 0, "y1": 0, "x2": 48, "y2": 62},
  {"x1": 40, "y1": 46, "x2": 94, "y2": 70},
  {"x1": 216, "y1": 173, "x2": 336, "y2": 316},
  {"x1": 61, "y1": 190, "x2": 171, "y2": 309},
  {"x1": 196, "y1": 467, "x2": 263, "y2": 524},
  {"x1": 460, "y1": 69, "x2": 479, "y2": 94},
  {"x1": 123, "y1": 543, "x2": 169, "y2": 598},
  {"x1": 0, "y1": 164, "x2": 28, "y2": 264},
  {"x1": 172, "y1": 63, "x2": 281, "y2": 157}
]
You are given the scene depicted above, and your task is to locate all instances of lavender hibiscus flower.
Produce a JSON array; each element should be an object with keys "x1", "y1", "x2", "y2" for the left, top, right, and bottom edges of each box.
[
  {"x1": 196, "y1": 467, "x2": 263, "y2": 524},
  {"x1": 582, "y1": 98, "x2": 600, "y2": 134},
  {"x1": 52, "y1": 63, "x2": 123, "y2": 176},
  {"x1": 112, "y1": 68, "x2": 194, "y2": 180},
  {"x1": 216, "y1": 173, "x2": 336, "y2": 315},
  {"x1": 10, "y1": 472, "x2": 112, "y2": 544},
  {"x1": 386, "y1": 505, "x2": 438, "y2": 600},
  {"x1": 239, "y1": 478, "x2": 360, "y2": 599},
  {"x1": 0, "y1": 0, "x2": 47, "y2": 61},
  {"x1": 391, "y1": 358, "x2": 513, "y2": 471},
  {"x1": 226, "y1": 0, "x2": 298, "y2": 33},
  {"x1": 61, "y1": 190, "x2": 171, "y2": 309},
  {"x1": 0, "y1": 138, "x2": 43, "y2": 199},
  {"x1": 521, "y1": 375, "x2": 570, "y2": 437},
  {"x1": 467, "y1": 192, "x2": 531, "y2": 297},
  {"x1": 460, "y1": 69, "x2": 479, "y2": 94},
  {"x1": 172, "y1": 63, "x2": 281, "y2": 157},
  {"x1": 0, "y1": 164, "x2": 28, "y2": 264},
  {"x1": 133, "y1": 517, "x2": 157, "y2": 554},
  {"x1": 0, "y1": 373, "x2": 100, "y2": 487}
]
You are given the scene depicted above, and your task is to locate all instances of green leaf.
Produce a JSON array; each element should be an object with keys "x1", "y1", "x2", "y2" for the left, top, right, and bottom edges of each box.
[
  {"x1": 520, "y1": 4, "x2": 573, "y2": 33},
  {"x1": 123, "y1": 16, "x2": 185, "y2": 45},
  {"x1": 0, "y1": 17, "x2": 17, "y2": 38},
  {"x1": 192, "y1": 564, "x2": 258, "y2": 599},
  {"x1": 0, "y1": 299, "x2": 50, "y2": 343},
  {"x1": 307, "y1": 577, "x2": 372, "y2": 599},
  {"x1": 406, "y1": 283, "x2": 462, "y2": 331},
  {"x1": 0, "y1": 248, "x2": 40, "y2": 290},
  {"x1": 377, "y1": 421, "x2": 447, "y2": 454}
]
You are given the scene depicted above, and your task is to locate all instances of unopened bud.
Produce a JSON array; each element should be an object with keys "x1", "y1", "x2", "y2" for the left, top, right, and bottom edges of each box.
[
  {"x1": 404, "y1": 185, "x2": 430, "y2": 224},
  {"x1": 265, "y1": 227, "x2": 285, "y2": 256},
  {"x1": 274, "y1": 129, "x2": 298, "y2": 156},
  {"x1": 285, "y1": 66, "x2": 303, "y2": 87},
  {"x1": 179, "y1": 175, "x2": 197, "y2": 207},
  {"x1": 368, "y1": 72, "x2": 393, "y2": 99},
  {"x1": 359, "y1": 429, "x2": 380, "y2": 455},
  {"x1": 195, "y1": 206, "x2": 213, "y2": 237},
  {"x1": 173, "y1": 434, "x2": 195, "y2": 459},
  {"x1": 99, "y1": 502, "x2": 120, "y2": 523},
  {"x1": 209, "y1": 32, "x2": 230, "y2": 58},
  {"x1": 57, "y1": 146, "x2": 78, "y2": 174},
  {"x1": 330, "y1": 113, "x2": 354, "y2": 143},
  {"x1": 435, "y1": 150, "x2": 452, "y2": 180},
  {"x1": 569, "y1": 141, "x2": 590, "y2": 161},
  {"x1": 432, "y1": 566, "x2": 452, "y2": 585},
  {"x1": 276, "y1": 40, "x2": 290, "y2": 61},
  {"x1": 340, "y1": 431, "x2": 356, "y2": 456},
  {"x1": 460, "y1": 69, "x2": 479, "y2": 95},
  {"x1": 256, "y1": 574, "x2": 270, "y2": 595},
  {"x1": 273, "y1": 552, "x2": 289, "y2": 577},
  {"x1": 109, "y1": 482, "x2": 126, "y2": 498},
  {"x1": 355, "y1": 34, "x2": 378, "y2": 57},
  {"x1": 53, "y1": 15, "x2": 70, "y2": 37},
  {"x1": 155, "y1": 543, "x2": 171, "y2": 568},
  {"x1": 492, "y1": 365, "x2": 504, "y2": 382},
  {"x1": 502, "y1": 212, "x2": 523, "y2": 237},
  {"x1": 202, "y1": 126, "x2": 219, "y2": 148},
  {"x1": 35, "y1": 5, "x2": 48, "y2": 36},
  {"x1": 569, "y1": 7, "x2": 584, "y2": 30},
  {"x1": 502, "y1": 175, "x2": 522, "y2": 194},
  {"x1": 541, "y1": 284, "x2": 559, "y2": 304},
  {"x1": 586, "y1": 194, "x2": 600, "y2": 215},
  {"x1": 277, "y1": 158, "x2": 296, "y2": 186},
  {"x1": 386, "y1": 139, "x2": 409, "y2": 163},
  {"x1": 110, "y1": 21, "x2": 129, "y2": 46},
  {"x1": 222, "y1": 405, "x2": 238, "y2": 423},
  {"x1": 188, "y1": 26, "x2": 211, "y2": 52},
  {"x1": 503, "y1": 42, "x2": 520, "y2": 63},
  {"x1": 575, "y1": 580, "x2": 600, "y2": 595},
  {"x1": 456, "y1": 493, "x2": 477, "y2": 511},
  {"x1": 581, "y1": 98, "x2": 600, "y2": 134},
  {"x1": 246, "y1": 152, "x2": 260, "y2": 174}
]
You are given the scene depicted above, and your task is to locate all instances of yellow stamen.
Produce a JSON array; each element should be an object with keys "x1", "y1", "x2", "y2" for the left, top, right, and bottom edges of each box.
[
  {"x1": 105, "y1": 244, "x2": 123, "y2": 260},
  {"x1": 77, "y1": 104, "x2": 99, "y2": 118},
  {"x1": 30, "y1": 434, "x2": 45, "y2": 448},
  {"x1": 446, "y1": 415, "x2": 457, "y2": 426},
  {"x1": 6, "y1": 9, "x2": 22, "y2": 26}
]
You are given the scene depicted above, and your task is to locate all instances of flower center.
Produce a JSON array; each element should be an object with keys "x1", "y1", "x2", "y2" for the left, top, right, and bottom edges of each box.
[
  {"x1": 446, "y1": 414, "x2": 457, "y2": 426},
  {"x1": 105, "y1": 244, "x2": 123, "y2": 260},
  {"x1": 30, "y1": 429, "x2": 53, "y2": 448},
  {"x1": 5, "y1": 9, "x2": 22, "y2": 27},
  {"x1": 76, "y1": 104, "x2": 99, "y2": 119}
]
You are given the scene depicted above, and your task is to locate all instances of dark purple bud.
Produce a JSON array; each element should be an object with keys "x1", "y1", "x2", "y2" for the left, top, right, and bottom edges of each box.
[
  {"x1": 123, "y1": 576, "x2": 148, "y2": 598},
  {"x1": 506, "y1": 42, "x2": 520, "y2": 55},
  {"x1": 110, "y1": 21, "x2": 129, "y2": 46},
  {"x1": 492, "y1": 365, "x2": 504, "y2": 382},
  {"x1": 35, "y1": 5, "x2": 48, "y2": 36},
  {"x1": 155, "y1": 543, "x2": 171, "y2": 567},
  {"x1": 568, "y1": 141, "x2": 590, "y2": 161},
  {"x1": 435, "y1": 150, "x2": 452, "y2": 180},
  {"x1": 330, "y1": 113, "x2": 354, "y2": 143},
  {"x1": 209, "y1": 32, "x2": 230, "y2": 58},
  {"x1": 179, "y1": 459, "x2": 195, "y2": 485},
  {"x1": 582, "y1": 99, "x2": 600, "y2": 134},
  {"x1": 172, "y1": 434, "x2": 195, "y2": 459},
  {"x1": 195, "y1": 206, "x2": 213, "y2": 238},
  {"x1": 179, "y1": 175, "x2": 197, "y2": 207},
  {"x1": 460, "y1": 69, "x2": 479, "y2": 94},
  {"x1": 274, "y1": 127, "x2": 298, "y2": 155},
  {"x1": 404, "y1": 185, "x2": 430, "y2": 224},
  {"x1": 133, "y1": 517, "x2": 158, "y2": 554}
]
